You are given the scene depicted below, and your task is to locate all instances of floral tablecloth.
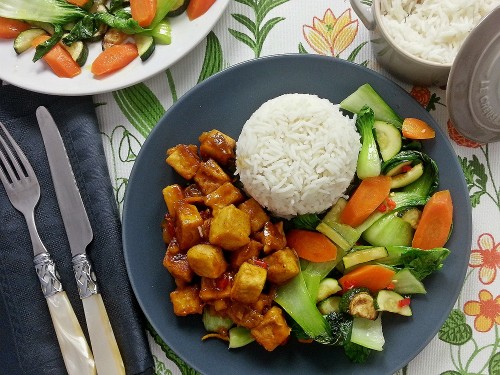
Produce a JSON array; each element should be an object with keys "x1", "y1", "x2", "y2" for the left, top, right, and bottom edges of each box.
[{"x1": 93, "y1": 1, "x2": 500, "y2": 374}]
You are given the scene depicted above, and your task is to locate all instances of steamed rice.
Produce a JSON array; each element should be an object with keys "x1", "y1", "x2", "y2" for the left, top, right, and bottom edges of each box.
[
  {"x1": 235, "y1": 94, "x2": 360, "y2": 219},
  {"x1": 380, "y1": 0, "x2": 498, "y2": 64}
]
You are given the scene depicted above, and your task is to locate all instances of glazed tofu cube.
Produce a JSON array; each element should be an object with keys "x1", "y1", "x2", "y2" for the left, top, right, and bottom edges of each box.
[
  {"x1": 186, "y1": 244, "x2": 228, "y2": 278},
  {"x1": 199, "y1": 273, "x2": 232, "y2": 301},
  {"x1": 226, "y1": 301, "x2": 264, "y2": 329},
  {"x1": 198, "y1": 129, "x2": 236, "y2": 165},
  {"x1": 230, "y1": 262, "x2": 267, "y2": 304},
  {"x1": 166, "y1": 144, "x2": 200, "y2": 180},
  {"x1": 250, "y1": 306, "x2": 291, "y2": 351},
  {"x1": 162, "y1": 184, "x2": 184, "y2": 218},
  {"x1": 175, "y1": 202, "x2": 203, "y2": 250},
  {"x1": 209, "y1": 205, "x2": 251, "y2": 250},
  {"x1": 194, "y1": 159, "x2": 231, "y2": 194},
  {"x1": 170, "y1": 285, "x2": 204, "y2": 316},
  {"x1": 230, "y1": 240, "x2": 263, "y2": 268},
  {"x1": 163, "y1": 242, "x2": 194, "y2": 283},
  {"x1": 238, "y1": 198, "x2": 270, "y2": 233},
  {"x1": 263, "y1": 247, "x2": 300, "y2": 284},
  {"x1": 255, "y1": 221, "x2": 287, "y2": 254},
  {"x1": 205, "y1": 182, "x2": 245, "y2": 210}
]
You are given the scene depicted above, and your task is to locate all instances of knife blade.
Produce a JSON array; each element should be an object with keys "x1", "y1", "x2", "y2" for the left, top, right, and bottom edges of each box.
[{"x1": 36, "y1": 106, "x2": 125, "y2": 375}]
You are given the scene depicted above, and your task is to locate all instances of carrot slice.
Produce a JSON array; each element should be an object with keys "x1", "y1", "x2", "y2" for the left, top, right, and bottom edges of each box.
[
  {"x1": 130, "y1": 0, "x2": 157, "y2": 27},
  {"x1": 66, "y1": 0, "x2": 91, "y2": 7},
  {"x1": 339, "y1": 264, "x2": 396, "y2": 293},
  {"x1": 402, "y1": 118, "x2": 436, "y2": 139},
  {"x1": 0, "y1": 17, "x2": 31, "y2": 39},
  {"x1": 186, "y1": 0, "x2": 217, "y2": 20},
  {"x1": 340, "y1": 175, "x2": 392, "y2": 227},
  {"x1": 31, "y1": 35, "x2": 81, "y2": 78},
  {"x1": 286, "y1": 229, "x2": 337, "y2": 263},
  {"x1": 412, "y1": 190, "x2": 453, "y2": 250},
  {"x1": 91, "y1": 43, "x2": 138, "y2": 76}
]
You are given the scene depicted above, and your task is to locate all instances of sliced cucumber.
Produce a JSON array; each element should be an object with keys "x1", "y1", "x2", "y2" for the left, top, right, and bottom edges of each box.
[
  {"x1": 228, "y1": 327, "x2": 255, "y2": 349},
  {"x1": 375, "y1": 290, "x2": 412, "y2": 316},
  {"x1": 343, "y1": 247, "x2": 388, "y2": 269},
  {"x1": 318, "y1": 296, "x2": 342, "y2": 315},
  {"x1": 134, "y1": 34, "x2": 156, "y2": 61},
  {"x1": 14, "y1": 28, "x2": 46, "y2": 54},
  {"x1": 392, "y1": 268, "x2": 427, "y2": 294},
  {"x1": 362, "y1": 212, "x2": 414, "y2": 247},
  {"x1": 316, "y1": 278, "x2": 342, "y2": 302},
  {"x1": 63, "y1": 40, "x2": 89, "y2": 66},
  {"x1": 390, "y1": 163, "x2": 424, "y2": 189},
  {"x1": 373, "y1": 120, "x2": 402, "y2": 162}
]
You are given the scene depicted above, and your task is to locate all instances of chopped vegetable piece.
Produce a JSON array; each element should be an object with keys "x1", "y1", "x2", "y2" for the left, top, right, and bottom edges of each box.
[
  {"x1": 356, "y1": 106, "x2": 382, "y2": 179},
  {"x1": 66, "y1": 0, "x2": 91, "y2": 7},
  {"x1": 187, "y1": 0, "x2": 216, "y2": 20},
  {"x1": 339, "y1": 287, "x2": 377, "y2": 320},
  {"x1": 0, "y1": 17, "x2": 31, "y2": 38},
  {"x1": 286, "y1": 229, "x2": 337, "y2": 263},
  {"x1": 340, "y1": 175, "x2": 392, "y2": 227},
  {"x1": 350, "y1": 315, "x2": 385, "y2": 351},
  {"x1": 31, "y1": 34, "x2": 81, "y2": 78},
  {"x1": 91, "y1": 43, "x2": 138, "y2": 76},
  {"x1": 402, "y1": 118, "x2": 436, "y2": 140},
  {"x1": 412, "y1": 190, "x2": 453, "y2": 249},
  {"x1": 130, "y1": 0, "x2": 157, "y2": 27},
  {"x1": 339, "y1": 265, "x2": 396, "y2": 293}
]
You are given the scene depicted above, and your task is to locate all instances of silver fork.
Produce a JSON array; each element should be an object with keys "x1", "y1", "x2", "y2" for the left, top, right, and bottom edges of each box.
[{"x1": 0, "y1": 122, "x2": 96, "y2": 375}]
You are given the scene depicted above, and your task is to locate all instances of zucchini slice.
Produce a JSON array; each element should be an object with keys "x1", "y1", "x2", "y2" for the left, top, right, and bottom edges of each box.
[
  {"x1": 316, "y1": 278, "x2": 342, "y2": 302},
  {"x1": 339, "y1": 287, "x2": 377, "y2": 320},
  {"x1": 63, "y1": 40, "x2": 89, "y2": 66},
  {"x1": 373, "y1": 120, "x2": 402, "y2": 162},
  {"x1": 317, "y1": 296, "x2": 342, "y2": 315},
  {"x1": 134, "y1": 34, "x2": 156, "y2": 61},
  {"x1": 375, "y1": 290, "x2": 412, "y2": 316},
  {"x1": 14, "y1": 28, "x2": 46, "y2": 54},
  {"x1": 167, "y1": 0, "x2": 190, "y2": 17},
  {"x1": 390, "y1": 163, "x2": 424, "y2": 189},
  {"x1": 343, "y1": 246, "x2": 388, "y2": 269},
  {"x1": 392, "y1": 268, "x2": 427, "y2": 294}
]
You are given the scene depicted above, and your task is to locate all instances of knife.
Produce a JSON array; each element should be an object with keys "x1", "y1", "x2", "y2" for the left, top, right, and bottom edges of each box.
[{"x1": 36, "y1": 106, "x2": 125, "y2": 375}]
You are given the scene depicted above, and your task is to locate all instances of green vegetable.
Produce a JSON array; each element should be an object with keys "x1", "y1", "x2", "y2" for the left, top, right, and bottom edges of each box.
[
  {"x1": 14, "y1": 28, "x2": 46, "y2": 54},
  {"x1": 342, "y1": 246, "x2": 388, "y2": 269},
  {"x1": 33, "y1": 24, "x2": 64, "y2": 62},
  {"x1": 94, "y1": 11, "x2": 145, "y2": 33},
  {"x1": 316, "y1": 278, "x2": 341, "y2": 302},
  {"x1": 391, "y1": 268, "x2": 427, "y2": 294},
  {"x1": 325, "y1": 311, "x2": 353, "y2": 346},
  {"x1": 146, "y1": 19, "x2": 172, "y2": 44},
  {"x1": 291, "y1": 213, "x2": 321, "y2": 231},
  {"x1": 0, "y1": 0, "x2": 86, "y2": 24},
  {"x1": 361, "y1": 211, "x2": 414, "y2": 247},
  {"x1": 149, "y1": 0, "x2": 179, "y2": 28},
  {"x1": 350, "y1": 315, "x2": 385, "y2": 351},
  {"x1": 375, "y1": 290, "x2": 412, "y2": 316},
  {"x1": 318, "y1": 296, "x2": 342, "y2": 315},
  {"x1": 202, "y1": 307, "x2": 233, "y2": 333},
  {"x1": 134, "y1": 34, "x2": 156, "y2": 61},
  {"x1": 300, "y1": 258, "x2": 339, "y2": 303},
  {"x1": 355, "y1": 106, "x2": 382, "y2": 180},
  {"x1": 339, "y1": 287, "x2": 377, "y2": 320},
  {"x1": 228, "y1": 327, "x2": 255, "y2": 349},
  {"x1": 373, "y1": 120, "x2": 402, "y2": 162}
]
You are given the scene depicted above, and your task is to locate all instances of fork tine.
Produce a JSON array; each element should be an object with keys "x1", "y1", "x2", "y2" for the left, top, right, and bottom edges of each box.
[
  {"x1": 0, "y1": 121, "x2": 35, "y2": 180},
  {"x1": 0, "y1": 141, "x2": 13, "y2": 187}
]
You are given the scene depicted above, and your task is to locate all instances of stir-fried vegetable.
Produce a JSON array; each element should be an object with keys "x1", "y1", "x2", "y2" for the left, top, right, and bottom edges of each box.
[{"x1": 355, "y1": 106, "x2": 382, "y2": 179}]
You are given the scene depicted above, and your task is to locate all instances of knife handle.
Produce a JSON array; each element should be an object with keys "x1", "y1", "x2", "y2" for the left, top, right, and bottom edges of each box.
[
  {"x1": 34, "y1": 253, "x2": 96, "y2": 375},
  {"x1": 73, "y1": 254, "x2": 125, "y2": 375}
]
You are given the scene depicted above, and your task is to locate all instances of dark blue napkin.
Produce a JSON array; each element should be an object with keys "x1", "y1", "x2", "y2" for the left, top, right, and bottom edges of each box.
[{"x1": 0, "y1": 84, "x2": 154, "y2": 375}]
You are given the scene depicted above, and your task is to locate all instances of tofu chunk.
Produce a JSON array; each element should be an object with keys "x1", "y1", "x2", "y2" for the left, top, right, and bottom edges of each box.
[
  {"x1": 166, "y1": 144, "x2": 200, "y2": 180},
  {"x1": 162, "y1": 184, "x2": 184, "y2": 218},
  {"x1": 163, "y1": 242, "x2": 194, "y2": 283},
  {"x1": 263, "y1": 247, "x2": 300, "y2": 284},
  {"x1": 255, "y1": 221, "x2": 287, "y2": 254},
  {"x1": 205, "y1": 182, "x2": 245, "y2": 210},
  {"x1": 238, "y1": 198, "x2": 270, "y2": 233},
  {"x1": 175, "y1": 202, "x2": 203, "y2": 250},
  {"x1": 170, "y1": 285, "x2": 204, "y2": 316},
  {"x1": 194, "y1": 159, "x2": 231, "y2": 195},
  {"x1": 187, "y1": 244, "x2": 228, "y2": 278},
  {"x1": 230, "y1": 262, "x2": 267, "y2": 304},
  {"x1": 198, "y1": 130, "x2": 236, "y2": 165},
  {"x1": 199, "y1": 273, "x2": 232, "y2": 301},
  {"x1": 230, "y1": 240, "x2": 263, "y2": 268},
  {"x1": 209, "y1": 205, "x2": 251, "y2": 250},
  {"x1": 250, "y1": 306, "x2": 291, "y2": 351}
]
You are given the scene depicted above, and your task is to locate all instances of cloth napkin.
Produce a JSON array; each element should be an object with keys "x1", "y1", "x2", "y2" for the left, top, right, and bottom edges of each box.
[{"x1": 0, "y1": 84, "x2": 154, "y2": 375}]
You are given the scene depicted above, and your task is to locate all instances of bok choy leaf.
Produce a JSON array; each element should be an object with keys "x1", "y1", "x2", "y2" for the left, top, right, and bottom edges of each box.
[{"x1": 0, "y1": 0, "x2": 86, "y2": 24}]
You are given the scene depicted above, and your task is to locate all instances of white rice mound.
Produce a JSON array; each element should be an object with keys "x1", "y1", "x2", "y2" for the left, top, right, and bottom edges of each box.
[
  {"x1": 380, "y1": 0, "x2": 498, "y2": 64},
  {"x1": 235, "y1": 94, "x2": 360, "y2": 219}
]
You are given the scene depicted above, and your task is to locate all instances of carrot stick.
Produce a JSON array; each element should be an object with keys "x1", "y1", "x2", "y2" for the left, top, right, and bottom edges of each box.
[
  {"x1": 186, "y1": 0, "x2": 217, "y2": 20},
  {"x1": 0, "y1": 17, "x2": 31, "y2": 39},
  {"x1": 412, "y1": 190, "x2": 453, "y2": 250},
  {"x1": 402, "y1": 118, "x2": 436, "y2": 140},
  {"x1": 339, "y1": 264, "x2": 396, "y2": 293},
  {"x1": 130, "y1": 0, "x2": 157, "y2": 27},
  {"x1": 340, "y1": 175, "x2": 392, "y2": 227},
  {"x1": 286, "y1": 229, "x2": 337, "y2": 262},
  {"x1": 31, "y1": 35, "x2": 81, "y2": 78},
  {"x1": 66, "y1": 0, "x2": 92, "y2": 7},
  {"x1": 91, "y1": 43, "x2": 138, "y2": 76}
]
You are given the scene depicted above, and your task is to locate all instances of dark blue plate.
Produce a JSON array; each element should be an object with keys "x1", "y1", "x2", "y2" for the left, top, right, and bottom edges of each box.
[{"x1": 122, "y1": 54, "x2": 471, "y2": 375}]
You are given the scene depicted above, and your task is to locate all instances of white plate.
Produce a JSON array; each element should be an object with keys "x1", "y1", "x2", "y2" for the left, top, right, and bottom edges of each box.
[{"x1": 0, "y1": 1, "x2": 230, "y2": 96}]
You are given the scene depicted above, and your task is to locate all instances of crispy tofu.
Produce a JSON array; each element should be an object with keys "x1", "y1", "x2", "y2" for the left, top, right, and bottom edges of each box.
[
  {"x1": 194, "y1": 159, "x2": 231, "y2": 195},
  {"x1": 161, "y1": 214, "x2": 175, "y2": 244},
  {"x1": 205, "y1": 182, "x2": 245, "y2": 210},
  {"x1": 162, "y1": 184, "x2": 184, "y2": 218},
  {"x1": 198, "y1": 130, "x2": 236, "y2": 165},
  {"x1": 175, "y1": 202, "x2": 203, "y2": 250},
  {"x1": 230, "y1": 240, "x2": 263, "y2": 268},
  {"x1": 166, "y1": 144, "x2": 200, "y2": 180},
  {"x1": 230, "y1": 262, "x2": 267, "y2": 304},
  {"x1": 263, "y1": 247, "x2": 300, "y2": 284},
  {"x1": 250, "y1": 306, "x2": 291, "y2": 351},
  {"x1": 238, "y1": 198, "x2": 270, "y2": 233},
  {"x1": 225, "y1": 302, "x2": 263, "y2": 329},
  {"x1": 255, "y1": 221, "x2": 287, "y2": 254},
  {"x1": 163, "y1": 241, "x2": 194, "y2": 283},
  {"x1": 187, "y1": 244, "x2": 228, "y2": 278},
  {"x1": 199, "y1": 273, "x2": 233, "y2": 301},
  {"x1": 209, "y1": 205, "x2": 251, "y2": 250},
  {"x1": 170, "y1": 285, "x2": 204, "y2": 316}
]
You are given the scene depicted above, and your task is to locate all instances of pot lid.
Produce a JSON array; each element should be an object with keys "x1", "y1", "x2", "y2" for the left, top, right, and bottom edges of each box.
[{"x1": 447, "y1": 6, "x2": 500, "y2": 144}]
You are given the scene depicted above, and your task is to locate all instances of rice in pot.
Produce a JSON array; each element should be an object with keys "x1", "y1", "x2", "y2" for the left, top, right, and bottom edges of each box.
[{"x1": 235, "y1": 93, "x2": 360, "y2": 219}]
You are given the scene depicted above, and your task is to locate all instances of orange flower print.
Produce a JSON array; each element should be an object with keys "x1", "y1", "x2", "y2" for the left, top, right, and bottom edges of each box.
[
  {"x1": 303, "y1": 9, "x2": 358, "y2": 56},
  {"x1": 463, "y1": 290, "x2": 500, "y2": 332},
  {"x1": 469, "y1": 233, "x2": 500, "y2": 285},
  {"x1": 410, "y1": 86, "x2": 431, "y2": 108},
  {"x1": 447, "y1": 119, "x2": 482, "y2": 148}
]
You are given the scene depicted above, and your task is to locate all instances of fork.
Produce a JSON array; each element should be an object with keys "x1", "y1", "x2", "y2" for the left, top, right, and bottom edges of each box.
[{"x1": 0, "y1": 122, "x2": 96, "y2": 375}]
